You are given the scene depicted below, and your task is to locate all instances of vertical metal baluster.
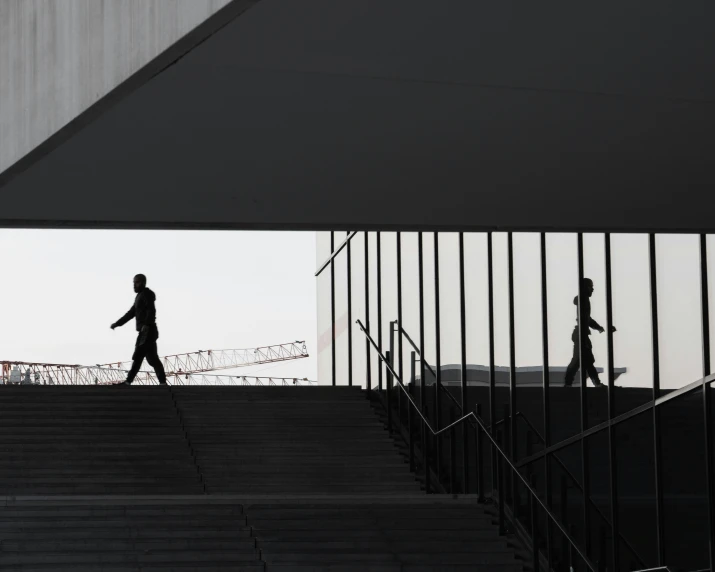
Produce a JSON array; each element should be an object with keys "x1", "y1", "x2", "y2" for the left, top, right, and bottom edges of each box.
[
  {"x1": 435, "y1": 233, "x2": 442, "y2": 484},
  {"x1": 498, "y1": 429, "x2": 506, "y2": 535},
  {"x1": 409, "y1": 352, "x2": 416, "y2": 472},
  {"x1": 347, "y1": 231, "x2": 353, "y2": 387},
  {"x1": 450, "y1": 407, "x2": 457, "y2": 494},
  {"x1": 531, "y1": 474, "x2": 540, "y2": 572},
  {"x1": 507, "y1": 232, "x2": 518, "y2": 519},
  {"x1": 488, "y1": 232, "x2": 497, "y2": 494},
  {"x1": 385, "y1": 349, "x2": 392, "y2": 435},
  {"x1": 701, "y1": 234, "x2": 715, "y2": 572},
  {"x1": 397, "y1": 232, "x2": 403, "y2": 411},
  {"x1": 459, "y1": 232, "x2": 469, "y2": 493},
  {"x1": 418, "y1": 233, "x2": 428, "y2": 491},
  {"x1": 330, "y1": 232, "x2": 336, "y2": 386},
  {"x1": 418, "y1": 233, "x2": 426, "y2": 412},
  {"x1": 561, "y1": 475, "x2": 569, "y2": 569},
  {"x1": 503, "y1": 404, "x2": 511, "y2": 508},
  {"x1": 424, "y1": 402, "x2": 431, "y2": 494},
  {"x1": 540, "y1": 232, "x2": 554, "y2": 571},
  {"x1": 649, "y1": 233, "x2": 665, "y2": 566},
  {"x1": 605, "y1": 233, "x2": 620, "y2": 572},
  {"x1": 365, "y1": 232, "x2": 371, "y2": 392},
  {"x1": 377, "y1": 232, "x2": 383, "y2": 391},
  {"x1": 476, "y1": 403, "x2": 484, "y2": 503},
  {"x1": 576, "y1": 233, "x2": 591, "y2": 558}
]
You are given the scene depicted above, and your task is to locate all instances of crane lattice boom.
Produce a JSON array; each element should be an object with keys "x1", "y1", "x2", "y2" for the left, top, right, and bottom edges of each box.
[
  {"x1": 0, "y1": 362, "x2": 316, "y2": 386},
  {"x1": 99, "y1": 341, "x2": 309, "y2": 375}
]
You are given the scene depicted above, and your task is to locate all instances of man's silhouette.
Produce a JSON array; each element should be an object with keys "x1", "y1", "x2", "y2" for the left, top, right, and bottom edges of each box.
[
  {"x1": 110, "y1": 274, "x2": 167, "y2": 385},
  {"x1": 564, "y1": 278, "x2": 615, "y2": 388}
]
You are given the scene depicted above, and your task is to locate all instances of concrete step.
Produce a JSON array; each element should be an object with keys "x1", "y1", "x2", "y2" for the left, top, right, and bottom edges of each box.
[
  {"x1": 0, "y1": 539, "x2": 258, "y2": 552},
  {"x1": 257, "y1": 540, "x2": 510, "y2": 552},
  {"x1": 0, "y1": 550, "x2": 261, "y2": 565},
  {"x1": 253, "y1": 529, "x2": 502, "y2": 541},
  {"x1": 1, "y1": 565, "x2": 264, "y2": 572},
  {"x1": 0, "y1": 528, "x2": 254, "y2": 541},
  {"x1": 251, "y1": 518, "x2": 493, "y2": 530},
  {"x1": 0, "y1": 515, "x2": 247, "y2": 527},
  {"x1": 0, "y1": 506, "x2": 243, "y2": 517}
]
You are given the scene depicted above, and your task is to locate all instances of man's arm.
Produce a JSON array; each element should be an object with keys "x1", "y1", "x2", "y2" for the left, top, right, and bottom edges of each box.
[
  {"x1": 589, "y1": 317, "x2": 604, "y2": 332},
  {"x1": 111, "y1": 306, "x2": 135, "y2": 329}
]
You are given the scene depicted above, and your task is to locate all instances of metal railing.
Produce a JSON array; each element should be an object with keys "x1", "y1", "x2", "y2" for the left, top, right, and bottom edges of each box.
[
  {"x1": 392, "y1": 317, "x2": 646, "y2": 569},
  {"x1": 317, "y1": 229, "x2": 715, "y2": 572},
  {"x1": 357, "y1": 318, "x2": 599, "y2": 572}
]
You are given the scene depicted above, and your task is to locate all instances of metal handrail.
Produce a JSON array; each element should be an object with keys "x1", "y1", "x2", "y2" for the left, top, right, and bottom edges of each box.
[
  {"x1": 357, "y1": 318, "x2": 598, "y2": 572},
  {"x1": 315, "y1": 231, "x2": 358, "y2": 277},
  {"x1": 396, "y1": 316, "x2": 645, "y2": 569},
  {"x1": 394, "y1": 321, "x2": 472, "y2": 423}
]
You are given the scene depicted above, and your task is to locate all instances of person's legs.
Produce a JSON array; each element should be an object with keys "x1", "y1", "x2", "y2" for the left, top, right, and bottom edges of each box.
[
  {"x1": 583, "y1": 339, "x2": 603, "y2": 387},
  {"x1": 564, "y1": 329, "x2": 580, "y2": 386},
  {"x1": 145, "y1": 338, "x2": 167, "y2": 385},
  {"x1": 125, "y1": 341, "x2": 147, "y2": 385}
]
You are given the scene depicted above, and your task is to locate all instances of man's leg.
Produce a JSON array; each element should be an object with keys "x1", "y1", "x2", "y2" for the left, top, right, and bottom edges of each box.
[
  {"x1": 145, "y1": 340, "x2": 167, "y2": 385},
  {"x1": 564, "y1": 341, "x2": 580, "y2": 386},
  {"x1": 584, "y1": 340, "x2": 603, "y2": 386},
  {"x1": 125, "y1": 343, "x2": 147, "y2": 385}
]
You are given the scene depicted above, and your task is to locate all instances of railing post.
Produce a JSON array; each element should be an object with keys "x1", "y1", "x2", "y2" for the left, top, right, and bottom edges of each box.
[
  {"x1": 503, "y1": 405, "x2": 511, "y2": 505},
  {"x1": 526, "y1": 430, "x2": 534, "y2": 492},
  {"x1": 364, "y1": 232, "x2": 371, "y2": 392},
  {"x1": 561, "y1": 475, "x2": 569, "y2": 569},
  {"x1": 531, "y1": 474, "x2": 540, "y2": 572},
  {"x1": 497, "y1": 429, "x2": 506, "y2": 535},
  {"x1": 450, "y1": 406, "x2": 457, "y2": 494},
  {"x1": 423, "y1": 403, "x2": 431, "y2": 494},
  {"x1": 598, "y1": 526, "x2": 607, "y2": 572},
  {"x1": 385, "y1": 350, "x2": 392, "y2": 434},
  {"x1": 475, "y1": 403, "x2": 484, "y2": 503},
  {"x1": 409, "y1": 352, "x2": 416, "y2": 472}
]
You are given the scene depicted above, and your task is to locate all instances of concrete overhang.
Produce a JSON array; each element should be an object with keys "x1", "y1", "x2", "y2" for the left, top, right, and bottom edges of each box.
[{"x1": 1, "y1": 0, "x2": 713, "y2": 232}]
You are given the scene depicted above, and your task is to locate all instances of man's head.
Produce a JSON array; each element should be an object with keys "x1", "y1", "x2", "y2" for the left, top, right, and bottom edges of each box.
[
  {"x1": 582, "y1": 278, "x2": 594, "y2": 297},
  {"x1": 133, "y1": 274, "x2": 147, "y2": 293}
]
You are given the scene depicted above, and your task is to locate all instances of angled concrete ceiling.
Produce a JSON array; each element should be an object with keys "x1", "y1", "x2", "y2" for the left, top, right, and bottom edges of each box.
[
  {"x1": 1, "y1": 0, "x2": 713, "y2": 232},
  {"x1": 0, "y1": 0, "x2": 237, "y2": 174}
]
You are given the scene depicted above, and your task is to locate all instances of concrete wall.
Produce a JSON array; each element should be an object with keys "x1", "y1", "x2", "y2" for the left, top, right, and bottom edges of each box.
[{"x1": 0, "y1": 0, "x2": 232, "y2": 174}]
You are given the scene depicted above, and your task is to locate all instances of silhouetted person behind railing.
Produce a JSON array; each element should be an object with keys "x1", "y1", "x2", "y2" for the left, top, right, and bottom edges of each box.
[
  {"x1": 564, "y1": 278, "x2": 616, "y2": 388},
  {"x1": 110, "y1": 274, "x2": 167, "y2": 386}
]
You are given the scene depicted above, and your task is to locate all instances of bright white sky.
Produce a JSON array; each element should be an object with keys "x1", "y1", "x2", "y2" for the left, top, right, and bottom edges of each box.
[{"x1": 0, "y1": 230, "x2": 317, "y2": 381}]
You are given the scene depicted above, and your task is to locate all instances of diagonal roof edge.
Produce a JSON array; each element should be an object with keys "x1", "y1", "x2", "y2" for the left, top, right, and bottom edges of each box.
[{"x1": 0, "y1": 0, "x2": 261, "y2": 193}]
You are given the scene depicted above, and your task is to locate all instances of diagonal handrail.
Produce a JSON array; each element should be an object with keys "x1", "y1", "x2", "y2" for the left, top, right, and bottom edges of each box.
[
  {"x1": 357, "y1": 318, "x2": 598, "y2": 572},
  {"x1": 315, "y1": 231, "x2": 358, "y2": 277},
  {"x1": 395, "y1": 321, "x2": 471, "y2": 423},
  {"x1": 395, "y1": 319, "x2": 645, "y2": 569}
]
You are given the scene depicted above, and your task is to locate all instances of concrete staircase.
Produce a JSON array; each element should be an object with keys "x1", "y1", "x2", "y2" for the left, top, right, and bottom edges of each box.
[
  {"x1": 0, "y1": 385, "x2": 202, "y2": 495},
  {"x1": 172, "y1": 386, "x2": 422, "y2": 494},
  {"x1": 0, "y1": 385, "x2": 528, "y2": 571},
  {"x1": 0, "y1": 498, "x2": 262, "y2": 571}
]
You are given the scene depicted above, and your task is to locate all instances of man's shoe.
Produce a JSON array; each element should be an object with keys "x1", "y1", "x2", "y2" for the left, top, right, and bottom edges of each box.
[{"x1": 116, "y1": 381, "x2": 132, "y2": 386}]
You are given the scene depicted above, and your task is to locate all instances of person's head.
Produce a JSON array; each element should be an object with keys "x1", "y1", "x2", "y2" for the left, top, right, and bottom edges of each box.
[
  {"x1": 133, "y1": 274, "x2": 147, "y2": 293},
  {"x1": 582, "y1": 278, "x2": 594, "y2": 297}
]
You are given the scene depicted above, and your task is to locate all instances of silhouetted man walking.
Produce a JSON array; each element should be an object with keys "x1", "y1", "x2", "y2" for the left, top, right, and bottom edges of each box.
[
  {"x1": 564, "y1": 278, "x2": 615, "y2": 388},
  {"x1": 110, "y1": 274, "x2": 167, "y2": 385}
]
